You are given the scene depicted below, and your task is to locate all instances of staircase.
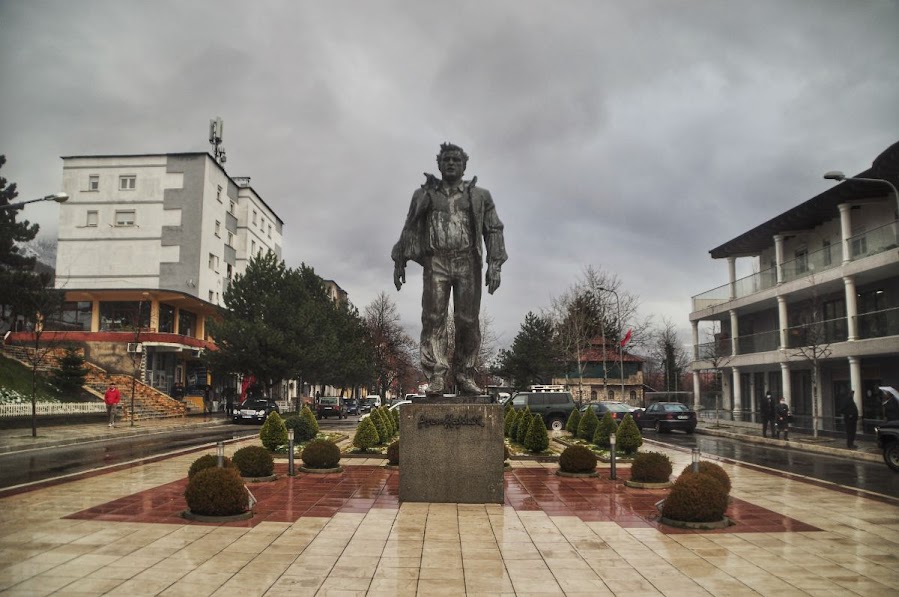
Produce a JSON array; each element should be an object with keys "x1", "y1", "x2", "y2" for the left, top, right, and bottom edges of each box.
[{"x1": 1, "y1": 345, "x2": 186, "y2": 421}]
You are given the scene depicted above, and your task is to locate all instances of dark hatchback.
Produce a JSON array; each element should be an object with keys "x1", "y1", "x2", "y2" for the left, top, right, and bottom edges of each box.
[
  {"x1": 233, "y1": 399, "x2": 280, "y2": 424},
  {"x1": 581, "y1": 401, "x2": 636, "y2": 422},
  {"x1": 637, "y1": 402, "x2": 697, "y2": 434}
]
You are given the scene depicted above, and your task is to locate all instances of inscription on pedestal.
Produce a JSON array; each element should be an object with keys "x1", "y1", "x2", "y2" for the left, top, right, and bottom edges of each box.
[{"x1": 399, "y1": 403, "x2": 504, "y2": 504}]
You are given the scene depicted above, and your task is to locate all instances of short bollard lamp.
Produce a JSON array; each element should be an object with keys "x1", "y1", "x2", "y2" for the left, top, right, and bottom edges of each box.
[
  {"x1": 216, "y1": 441, "x2": 225, "y2": 468},
  {"x1": 692, "y1": 448, "x2": 701, "y2": 473},
  {"x1": 288, "y1": 428, "x2": 295, "y2": 476},
  {"x1": 609, "y1": 432, "x2": 617, "y2": 480}
]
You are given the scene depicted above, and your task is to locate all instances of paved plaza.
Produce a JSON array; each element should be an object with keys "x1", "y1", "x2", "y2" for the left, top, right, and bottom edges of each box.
[{"x1": 0, "y1": 421, "x2": 897, "y2": 596}]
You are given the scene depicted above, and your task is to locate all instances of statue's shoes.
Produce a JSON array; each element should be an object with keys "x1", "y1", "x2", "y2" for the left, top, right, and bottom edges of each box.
[{"x1": 456, "y1": 377, "x2": 483, "y2": 396}]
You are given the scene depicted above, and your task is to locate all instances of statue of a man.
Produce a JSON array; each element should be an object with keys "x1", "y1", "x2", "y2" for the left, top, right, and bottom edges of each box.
[{"x1": 392, "y1": 143, "x2": 507, "y2": 396}]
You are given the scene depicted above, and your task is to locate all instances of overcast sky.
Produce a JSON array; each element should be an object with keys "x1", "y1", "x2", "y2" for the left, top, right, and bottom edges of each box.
[{"x1": 2, "y1": 0, "x2": 898, "y2": 352}]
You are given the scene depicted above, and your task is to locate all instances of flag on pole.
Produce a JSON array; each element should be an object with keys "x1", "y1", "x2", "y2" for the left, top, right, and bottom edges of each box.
[{"x1": 620, "y1": 328, "x2": 633, "y2": 347}]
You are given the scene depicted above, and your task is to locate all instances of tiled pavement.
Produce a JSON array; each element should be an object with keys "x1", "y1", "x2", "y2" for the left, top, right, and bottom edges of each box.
[{"x1": 0, "y1": 423, "x2": 897, "y2": 596}]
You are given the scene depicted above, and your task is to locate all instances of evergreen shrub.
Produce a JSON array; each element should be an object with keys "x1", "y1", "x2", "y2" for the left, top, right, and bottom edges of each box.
[
  {"x1": 184, "y1": 467, "x2": 247, "y2": 516},
  {"x1": 559, "y1": 445, "x2": 597, "y2": 474},
  {"x1": 301, "y1": 439, "x2": 341, "y2": 469},
  {"x1": 297, "y1": 405, "x2": 320, "y2": 441},
  {"x1": 515, "y1": 406, "x2": 532, "y2": 444},
  {"x1": 232, "y1": 445, "x2": 275, "y2": 477},
  {"x1": 508, "y1": 409, "x2": 521, "y2": 439},
  {"x1": 371, "y1": 408, "x2": 388, "y2": 443},
  {"x1": 524, "y1": 413, "x2": 550, "y2": 453},
  {"x1": 577, "y1": 407, "x2": 599, "y2": 441},
  {"x1": 188, "y1": 454, "x2": 235, "y2": 478},
  {"x1": 504, "y1": 408, "x2": 516, "y2": 437},
  {"x1": 260, "y1": 411, "x2": 288, "y2": 451},
  {"x1": 565, "y1": 408, "x2": 581, "y2": 434},
  {"x1": 593, "y1": 412, "x2": 618, "y2": 448},
  {"x1": 353, "y1": 417, "x2": 379, "y2": 452},
  {"x1": 662, "y1": 472, "x2": 728, "y2": 522},
  {"x1": 386, "y1": 440, "x2": 400, "y2": 465},
  {"x1": 616, "y1": 414, "x2": 643, "y2": 455},
  {"x1": 630, "y1": 451, "x2": 672, "y2": 483},
  {"x1": 680, "y1": 462, "x2": 731, "y2": 493}
]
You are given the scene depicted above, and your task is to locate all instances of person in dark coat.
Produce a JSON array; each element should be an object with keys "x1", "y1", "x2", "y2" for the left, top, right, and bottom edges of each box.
[
  {"x1": 775, "y1": 397, "x2": 790, "y2": 441},
  {"x1": 839, "y1": 391, "x2": 859, "y2": 449},
  {"x1": 760, "y1": 391, "x2": 776, "y2": 438}
]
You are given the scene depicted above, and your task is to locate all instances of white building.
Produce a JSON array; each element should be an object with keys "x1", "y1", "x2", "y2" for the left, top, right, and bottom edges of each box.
[{"x1": 689, "y1": 141, "x2": 899, "y2": 435}]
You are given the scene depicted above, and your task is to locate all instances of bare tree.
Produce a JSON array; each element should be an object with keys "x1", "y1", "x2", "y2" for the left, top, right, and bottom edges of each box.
[
  {"x1": 126, "y1": 300, "x2": 148, "y2": 427},
  {"x1": 699, "y1": 320, "x2": 733, "y2": 427},
  {"x1": 789, "y1": 281, "x2": 833, "y2": 438},
  {"x1": 651, "y1": 317, "x2": 690, "y2": 393},
  {"x1": 364, "y1": 292, "x2": 417, "y2": 397}
]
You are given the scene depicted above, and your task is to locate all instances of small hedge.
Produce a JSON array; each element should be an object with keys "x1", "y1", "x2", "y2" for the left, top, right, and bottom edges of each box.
[
  {"x1": 680, "y1": 461, "x2": 731, "y2": 494},
  {"x1": 630, "y1": 451, "x2": 672, "y2": 483},
  {"x1": 662, "y1": 472, "x2": 728, "y2": 522},
  {"x1": 616, "y1": 414, "x2": 643, "y2": 455},
  {"x1": 593, "y1": 412, "x2": 618, "y2": 449},
  {"x1": 577, "y1": 407, "x2": 599, "y2": 441},
  {"x1": 559, "y1": 445, "x2": 597, "y2": 474},
  {"x1": 386, "y1": 440, "x2": 399, "y2": 466},
  {"x1": 232, "y1": 445, "x2": 275, "y2": 478},
  {"x1": 353, "y1": 417, "x2": 380, "y2": 452},
  {"x1": 524, "y1": 413, "x2": 549, "y2": 453},
  {"x1": 188, "y1": 454, "x2": 235, "y2": 478},
  {"x1": 302, "y1": 439, "x2": 341, "y2": 469},
  {"x1": 565, "y1": 408, "x2": 581, "y2": 434},
  {"x1": 260, "y1": 411, "x2": 288, "y2": 451},
  {"x1": 184, "y1": 467, "x2": 248, "y2": 516}
]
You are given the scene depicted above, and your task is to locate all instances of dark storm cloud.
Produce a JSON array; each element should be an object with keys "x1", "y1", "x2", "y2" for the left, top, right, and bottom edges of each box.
[{"x1": 2, "y1": 0, "x2": 897, "y2": 347}]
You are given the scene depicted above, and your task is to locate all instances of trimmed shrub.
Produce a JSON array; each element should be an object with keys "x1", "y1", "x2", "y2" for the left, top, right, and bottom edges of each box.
[
  {"x1": 508, "y1": 408, "x2": 522, "y2": 439},
  {"x1": 577, "y1": 407, "x2": 599, "y2": 441},
  {"x1": 301, "y1": 439, "x2": 341, "y2": 469},
  {"x1": 232, "y1": 445, "x2": 275, "y2": 478},
  {"x1": 297, "y1": 405, "x2": 320, "y2": 441},
  {"x1": 391, "y1": 407, "x2": 400, "y2": 429},
  {"x1": 524, "y1": 413, "x2": 550, "y2": 453},
  {"x1": 662, "y1": 472, "x2": 728, "y2": 522},
  {"x1": 504, "y1": 408, "x2": 516, "y2": 437},
  {"x1": 386, "y1": 440, "x2": 400, "y2": 465},
  {"x1": 188, "y1": 454, "x2": 235, "y2": 478},
  {"x1": 593, "y1": 412, "x2": 618, "y2": 449},
  {"x1": 559, "y1": 445, "x2": 597, "y2": 474},
  {"x1": 382, "y1": 407, "x2": 397, "y2": 436},
  {"x1": 260, "y1": 411, "x2": 288, "y2": 451},
  {"x1": 371, "y1": 408, "x2": 388, "y2": 444},
  {"x1": 565, "y1": 408, "x2": 581, "y2": 434},
  {"x1": 515, "y1": 406, "x2": 532, "y2": 444},
  {"x1": 630, "y1": 451, "x2": 672, "y2": 483},
  {"x1": 184, "y1": 467, "x2": 248, "y2": 516},
  {"x1": 616, "y1": 414, "x2": 643, "y2": 455},
  {"x1": 680, "y1": 461, "x2": 731, "y2": 494},
  {"x1": 353, "y1": 417, "x2": 379, "y2": 452}
]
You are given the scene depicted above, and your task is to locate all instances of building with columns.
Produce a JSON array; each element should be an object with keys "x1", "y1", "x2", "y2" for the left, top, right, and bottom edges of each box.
[
  {"x1": 689, "y1": 141, "x2": 899, "y2": 435},
  {"x1": 41, "y1": 152, "x2": 283, "y2": 398}
]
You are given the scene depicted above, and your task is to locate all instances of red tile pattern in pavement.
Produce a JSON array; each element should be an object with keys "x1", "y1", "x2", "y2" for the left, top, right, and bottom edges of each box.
[{"x1": 66, "y1": 464, "x2": 819, "y2": 534}]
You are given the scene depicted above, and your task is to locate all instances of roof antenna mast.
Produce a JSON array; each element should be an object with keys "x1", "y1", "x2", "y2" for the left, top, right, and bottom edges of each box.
[{"x1": 209, "y1": 117, "x2": 226, "y2": 164}]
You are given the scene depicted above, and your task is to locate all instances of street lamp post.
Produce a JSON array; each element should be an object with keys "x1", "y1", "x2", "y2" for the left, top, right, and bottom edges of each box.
[
  {"x1": 823, "y1": 171, "x2": 899, "y2": 214},
  {"x1": 0, "y1": 193, "x2": 69, "y2": 211},
  {"x1": 599, "y1": 286, "x2": 626, "y2": 404}
]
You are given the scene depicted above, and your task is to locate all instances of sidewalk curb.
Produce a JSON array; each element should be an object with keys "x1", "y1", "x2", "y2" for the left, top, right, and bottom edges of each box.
[{"x1": 695, "y1": 425, "x2": 882, "y2": 463}]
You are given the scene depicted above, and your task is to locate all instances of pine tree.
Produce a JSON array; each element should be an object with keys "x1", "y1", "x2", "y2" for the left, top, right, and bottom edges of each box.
[
  {"x1": 50, "y1": 345, "x2": 87, "y2": 398},
  {"x1": 371, "y1": 408, "x2": 388, "y2": 444},
  {"x1": 565, "y1": 408, "x2": 581, "y2": 434},
  {"x1": 353, "y1": 417, "x2": 379, "y2": 452},
  {"x1": 0, "y1": 155, "x2": 41, "y2": 324},
  {"x1": 616, "y1": 414, "x2": 643, "y2": 455},
  {"x1": 260, "y1": 411, "x2": 288, "y2": 451},
  {"x1": 515, "y1": 406, "x2": 532, "y2": 444},
  {"x1": 524, "y1": 413, "x2": 550, "y2": 453},
  {"x1": 577, "y1": 407, "x2": 599, "y2": 441},
  {"x1": 593, "y1": 412, "x2": 618, "y2": 449},
  {"x1": 504, "y1": 408, "x2": 516, "y2": 437}
]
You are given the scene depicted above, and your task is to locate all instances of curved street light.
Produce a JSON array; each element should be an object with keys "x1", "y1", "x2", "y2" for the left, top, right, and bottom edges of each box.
[
  {"x1": 823, "y1": 171, "x2": 899, "y2": 214},
  {"x1": 0, "y1": 192, "x2": 69, "y2": 211}
]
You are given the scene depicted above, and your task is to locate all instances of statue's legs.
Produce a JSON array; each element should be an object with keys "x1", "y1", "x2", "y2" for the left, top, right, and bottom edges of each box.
[
  {"x1": 421, "y1": 256, "x2": 452, "y2": 393},
  {"x1": 452, "y1": 253, "x2": 482, "y2": 394}
]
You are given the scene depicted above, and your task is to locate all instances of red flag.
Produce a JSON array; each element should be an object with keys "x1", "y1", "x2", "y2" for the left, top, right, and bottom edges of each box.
[{"x1": 620, "y1": 329, "x2": 632, "y2": 347}]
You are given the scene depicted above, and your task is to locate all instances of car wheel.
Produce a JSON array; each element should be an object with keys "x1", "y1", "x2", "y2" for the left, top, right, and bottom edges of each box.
[
  {"x1": 885, "y1": 442, "x2": 899, "y2": 472},
  {"x1": 685, "y1": 427, "x2": 695, "y2": 435},
  {"x1": 549, "y1": 418, "x2": 565, "y2": 432},
  {"x1": 655, "y1": 420, "x2": 667, "y2": 433}
]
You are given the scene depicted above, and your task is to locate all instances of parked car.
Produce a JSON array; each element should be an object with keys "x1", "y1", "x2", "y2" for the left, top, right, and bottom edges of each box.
[
  {"x1": 637, "y1": 402, "x2": 697, "y2": 434},
  {"x1": 233, "y1": 399, "x2": 280, "y2": 424},
  {"x1": 581, "y1": 401, "x2": 636, "y2": 422},
  {"x1": 361, "y1": 400, "x2": 411, "y2": 421},
  {"x1": 365, "y1": 394, "x2": 383, "y2": 407},
  {"x1": 875, "y1": 420, "x2": 899, "y2": 472},
  {"x1": 359, "y1": 400, "x2": 374, "y2": 414},
  {"x1": 316, "y1": 396, "x2": 347, "y2": 420},
  {"x1": 345, "y1": 400, "x2": 360, "y2": 416},
  {"x1": 510, "y1": 391, "x2": 577, "y2": 431}
]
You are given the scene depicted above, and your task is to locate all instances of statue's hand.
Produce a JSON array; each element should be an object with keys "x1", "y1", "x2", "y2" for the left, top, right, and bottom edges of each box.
[
  {"x1": 394, "y1": 262, "x2": 406, "y2": 291},
  {"x1": 486, "y1": 264, "x2": 501, "y2": 295}
]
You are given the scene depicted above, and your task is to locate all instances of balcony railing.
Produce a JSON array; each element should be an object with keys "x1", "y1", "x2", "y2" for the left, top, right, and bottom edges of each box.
[
  {"x1": 856, "y1": 306, "x2": 899, "y2": 339},
  {"x1": 785, "y1": 316, "x2": 848, "y2": 349},
  {"x1": 692, "y1": 219, "x2": 898, "y2": 312},
  {"x1": 735, "y1": 329, "x2": 780, "y2": 355}
]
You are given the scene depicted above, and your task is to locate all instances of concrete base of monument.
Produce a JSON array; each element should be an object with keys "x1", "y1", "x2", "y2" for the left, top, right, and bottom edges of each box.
[{"x1": 399, "y1": 403, "x2": 504, "y2": 504}]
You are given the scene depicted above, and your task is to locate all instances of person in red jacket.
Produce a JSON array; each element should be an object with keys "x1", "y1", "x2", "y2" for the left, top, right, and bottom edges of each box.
[{"x1": 104, "y1": 382, "x2": 121, "y2": 428}]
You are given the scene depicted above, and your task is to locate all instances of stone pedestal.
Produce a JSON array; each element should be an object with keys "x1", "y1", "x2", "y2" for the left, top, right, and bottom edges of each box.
[{"x1": 399, "y1": 403, "x2": 504, "y2": 504}]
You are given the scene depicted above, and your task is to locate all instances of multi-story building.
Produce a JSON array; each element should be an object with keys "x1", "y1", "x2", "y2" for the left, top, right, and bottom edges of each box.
[
  {"x1": 553, "y1": 336, "x2": 646, "y2": 406},
  {"x1": 689, "y1": 141, "x2": 899, "y2": 434},
  {"x1": 44, "y1": 152, "x2": 284, "y2": 399}
]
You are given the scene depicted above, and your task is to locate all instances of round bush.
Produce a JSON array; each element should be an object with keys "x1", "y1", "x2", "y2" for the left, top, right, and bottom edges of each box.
[
  {"x1": 232, "y1": 445, "x2": 275, "y2": 477},
  {"x1": 630, "y1": 451, "x2": 672, "y2": 483},
  {"x1": 577, "y1": 407, "x2": 599, "y2": 441},
  {"x1": 184, "y1": 467, "x2": 248, "y2": 516},
  {"x1": 260, "y1": 411, "x2": 288, "y2": 451},
  {"x1": 524, "y1": 413, "x2": 550, "y2": 453},
  {"x1": 302, "y1": 439, "x2": 341, "y2": 469},
  {"x1": 593, "y1": 412, "x2": 618, "y2": 449},
  {"x1": 353, "y1": 417, "x2": 379, "y2": 452},
  {"x1": 616, "y1": 414, "x2": 643, "y2": 455},
  {"x1": 565, "y1": 408, "x2": 581, "y2": 434},
  {"x1": 680, "y1": 461, "x2": 731, "y2": 494},
  {"x1": 662, "y1": 472, "x2": 729, "y2": 522},
  {"x1": 386, "y1": 440, "x2": 399, "y2": 466},
  {"x1": 188, "y1": 454, "x2": 235, "y2": 478},
  {"x1": 559, "y1": 445, "x2": 597, "y2": 474}
]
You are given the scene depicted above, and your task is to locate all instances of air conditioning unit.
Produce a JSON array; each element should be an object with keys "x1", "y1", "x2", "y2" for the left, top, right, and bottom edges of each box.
[{"x1": 126, "y1": 343, "x2": 143, "y2": 353}]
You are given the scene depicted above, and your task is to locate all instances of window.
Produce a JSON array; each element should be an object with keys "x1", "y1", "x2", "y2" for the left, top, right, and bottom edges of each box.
[
  {"x1": 88, "y1": 175, "x2": 99, "y2": 191},
  {"x1": 178, "y1": 310, "x2": 196, "y2": 337},
  {"x1": 208, "y1": 253, "x2": 219, "y2": 271},
  {"x1": 86, "y1": 210, "x2": 98, "y2": 227},
  {"x1": 99, "y1": 301, "x2": 150, "y2": 331},
  {"x1": 215, "y1": 221, "x2": 221, "y2": 237},
  {"x1": 45, "y1": 301, "x2": 92, "y2": 331},
  {"x1": 251, "y1": 240, "x2": 256, "y2": 254},
  {"x1": 268, "y1": 223, "x2": 272, "y2": 238},
  {"x1": 227, "y1": 231, "x2": 233, "y2": 247},
  {"x1": 822, "y1": 240, "x2": 832, "y2": 266},
  {"x1": 252, "y1": 210, "x2": 257, "y2": 225},
  {"x1": 229, "y1": 200, "x2": 235, "y2": 214},
  {"x1": 795, "y1": 248, "x2": 808, "y2": 274},
  {"x1": 215, "y1": 292, "x2": 220, "y2": 303},
  {"x1": 114, "y1": 210, "x2": 135, "y2": 226},
  {"x1": 226, "y1": 263, "x2": 233, "y2": 279},
  {"x1": 209, "y1": 291, "x2": 214, "y2": 302},
  {"x1": 158, "y1": 304, "x2": 176, "y2": 333},
  {"x1": 119, "y1": 175, "x2": 136, "y2": 190},
  {"x1": 216, "y1": 185, "x2": 223, "y2": 203}
]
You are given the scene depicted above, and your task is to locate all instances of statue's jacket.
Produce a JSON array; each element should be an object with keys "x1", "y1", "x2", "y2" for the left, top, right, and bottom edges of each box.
[{"x1": 391, "y1": 175, "x2": 508, "y2": 270}]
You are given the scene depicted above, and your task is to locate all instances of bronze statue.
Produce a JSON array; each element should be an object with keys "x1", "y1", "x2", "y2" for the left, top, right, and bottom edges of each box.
[{"x1": 392, "y1": 143, "x2": 507, "y2": 396}]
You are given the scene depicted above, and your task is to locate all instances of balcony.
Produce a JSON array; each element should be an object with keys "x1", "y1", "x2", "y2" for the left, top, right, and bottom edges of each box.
[{"x1": 692, "y1": 219, "x2": 898, "y2": 313}]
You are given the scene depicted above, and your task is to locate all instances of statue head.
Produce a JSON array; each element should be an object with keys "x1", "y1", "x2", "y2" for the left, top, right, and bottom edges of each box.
[{"x1": 437, "y1": 142, "x2": 468, "y2": 182}]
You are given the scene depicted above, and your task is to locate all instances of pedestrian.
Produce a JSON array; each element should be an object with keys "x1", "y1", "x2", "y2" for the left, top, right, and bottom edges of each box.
[
  {"x1": 839, "y1": 391, "x2": 859, "y2": 449},
  {"x1": 104, "y1": 382, "x2": 121, "y2": 428},
  {"x1": 775, "y1": 397, "x2": 790, "y2": 441},
  {"x1": 760, "y1": 391, "x2": 776, "y2": 438}
]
